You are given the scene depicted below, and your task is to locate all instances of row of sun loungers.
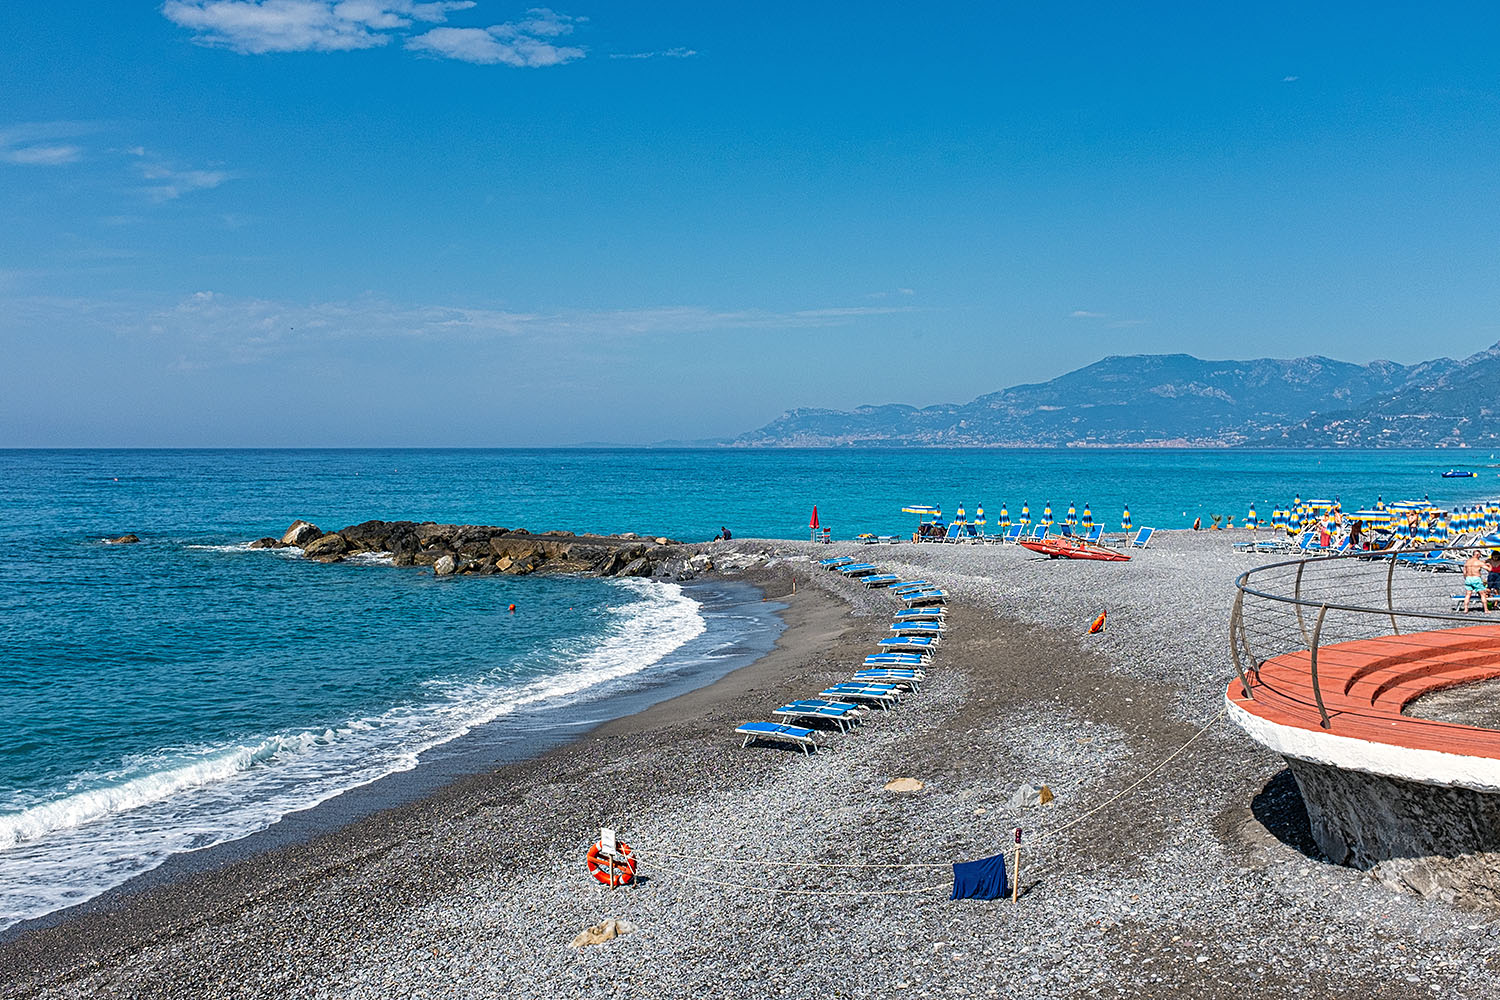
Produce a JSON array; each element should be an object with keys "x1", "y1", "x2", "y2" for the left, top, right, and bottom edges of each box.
[{"x1": 737, "y1": 560, "x2": 950, "y2": 753}]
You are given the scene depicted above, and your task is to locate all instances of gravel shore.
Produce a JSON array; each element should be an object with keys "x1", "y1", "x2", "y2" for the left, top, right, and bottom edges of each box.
[{"x1": 4, "y1": 530, "x2": 1499, "y2": 999}]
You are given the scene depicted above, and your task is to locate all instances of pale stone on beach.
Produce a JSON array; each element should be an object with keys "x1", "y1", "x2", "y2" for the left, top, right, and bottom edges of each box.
[
  {"x1": 884, "y1": 777, "x2": 924, "y2": 792},
  {"x1": 433, "y1": 555, "x2": 456, "y2": 576},
  {"x1": 569, "y1": 918, "x2": 634, "y2": 948}
]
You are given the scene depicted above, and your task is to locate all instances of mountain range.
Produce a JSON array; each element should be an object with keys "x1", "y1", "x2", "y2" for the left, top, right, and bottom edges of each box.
[{"x1": 729, "y1": 344, "x2": 1500, "y2": 448}]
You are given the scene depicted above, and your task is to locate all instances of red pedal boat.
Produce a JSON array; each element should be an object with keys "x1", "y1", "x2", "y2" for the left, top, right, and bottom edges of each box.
[{"x1": 1018, "y1": 537, "x2": 1132, "y2": 562}]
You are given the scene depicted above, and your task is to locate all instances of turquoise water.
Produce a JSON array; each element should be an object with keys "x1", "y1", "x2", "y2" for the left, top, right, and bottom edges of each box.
[{"x1": 0, "y1": 447, "x2": 1493, "y2": 928}]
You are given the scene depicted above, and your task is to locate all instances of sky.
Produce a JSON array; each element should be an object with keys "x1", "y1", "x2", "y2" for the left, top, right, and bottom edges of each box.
[{"x1": 4, "y1": 3, "x2": 1500, "y2": 446}]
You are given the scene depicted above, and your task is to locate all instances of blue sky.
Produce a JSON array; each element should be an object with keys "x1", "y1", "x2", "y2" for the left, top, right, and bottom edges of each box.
[{"x1": 4, "y1": 3, "x2": 1500, "y2": 445}]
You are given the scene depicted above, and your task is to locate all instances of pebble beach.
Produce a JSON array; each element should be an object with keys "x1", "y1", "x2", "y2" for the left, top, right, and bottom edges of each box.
[{"x1": 4, "y1": 530, "x2": 1500, "y2": 999}]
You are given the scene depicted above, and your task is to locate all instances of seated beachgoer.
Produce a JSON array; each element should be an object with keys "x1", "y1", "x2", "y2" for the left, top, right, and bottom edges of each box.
[{"x1": 1464, "y1": 551, "x2": 1488, "y2": 611}]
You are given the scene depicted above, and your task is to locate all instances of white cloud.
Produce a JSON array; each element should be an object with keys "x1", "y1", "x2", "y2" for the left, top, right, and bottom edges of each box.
[
  {"x1": 406, "y1": 9, "x2": 584, "y2": 66},
  {"x1": 1282, "y1": 75, "x2": 1299, "y2": 83},
  {"x1": 609, "y1": 46, "x2": 695, "y2": 60},
  {"x1": 1069, "y1": 310, "x2": 1106, "y2": 319},
  {"x1": 133, "y1": 152, "x2": 235, "y2": 201},
  {"x1": 161, "y1": 0, "x2": 475, "y2": 54},
  {"x1": 0, "y1": 122, "x2": 94, "y2": 167},
  {"x1": 115, "y1": 293, "x2": 917, "y2": 365}
]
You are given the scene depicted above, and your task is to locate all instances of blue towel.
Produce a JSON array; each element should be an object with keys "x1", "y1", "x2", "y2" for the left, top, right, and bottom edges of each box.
[{"x1": 950, "y1": 853, "x2": 1009, "y2": 900}]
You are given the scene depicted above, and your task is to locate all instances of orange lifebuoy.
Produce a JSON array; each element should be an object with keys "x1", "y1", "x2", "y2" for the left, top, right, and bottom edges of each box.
[{"x1": 585, "y1": 840, "x2": 637, "y2": 885}]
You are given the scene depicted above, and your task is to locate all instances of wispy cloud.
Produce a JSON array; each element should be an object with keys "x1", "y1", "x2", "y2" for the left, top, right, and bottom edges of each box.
[
  {"x1": 129, "y1": 149, "x2": 234, "y2": 201},
  {"x1": 1282, "y1": 75, "x2": 1299, "y2": 83},
  {"x1": 83, "y1": 292, "x2": 912, "y2": 366},
  {"x1": 609, "y1": 46, "x2": 695, "y2": 60},
  {"x1": 1069, "y1": 310, "x2": 1105, "y2": 319},
  {"x1": 162, "y1": 1, "x2": 585, "y2": 66},
  {"x1": 0, "y1": 122, "x2": 94, "y2": 167},
  {"x1": 406, "y1": 9, "x2": 584, "y2": 65}
]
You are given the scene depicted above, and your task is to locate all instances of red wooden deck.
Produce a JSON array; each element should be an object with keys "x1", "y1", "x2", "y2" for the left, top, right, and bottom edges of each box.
[{"x1": 1227, "y1": 624, "x2": 1500, "y2": 759}]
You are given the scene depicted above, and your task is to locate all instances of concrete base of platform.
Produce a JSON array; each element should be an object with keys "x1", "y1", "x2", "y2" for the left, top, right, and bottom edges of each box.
[{"x1": 1286, "y1": 757, "x2": 1500, "y2": 908}]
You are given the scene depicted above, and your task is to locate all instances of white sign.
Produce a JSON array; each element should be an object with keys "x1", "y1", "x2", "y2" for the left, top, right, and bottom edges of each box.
[{"x1": 600, "y1": 827, "x2": 617, "y2": 857}]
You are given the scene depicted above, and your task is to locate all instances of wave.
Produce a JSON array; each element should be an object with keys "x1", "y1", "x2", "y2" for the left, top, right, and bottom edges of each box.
[
  {"x1": 0, "y1": 578, "x2": 705, "y2": 929},
  {"x1": 184, "y1": 542, "x2": 304, "y2": 556}
]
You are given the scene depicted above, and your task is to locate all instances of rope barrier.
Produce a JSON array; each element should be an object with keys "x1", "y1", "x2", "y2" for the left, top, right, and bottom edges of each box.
[{"x1": 621, "y1": 702, "x2": 1231, "y2": 895}]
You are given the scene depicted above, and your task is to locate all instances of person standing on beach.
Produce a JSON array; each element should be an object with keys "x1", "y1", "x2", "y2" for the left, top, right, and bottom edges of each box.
[
  {"x1": 1463, "y1": 550, "x2": 1488, "y2": 611},
  {"x1": 1486, "y1": 550, "x2": 1500, "y2": 595}
]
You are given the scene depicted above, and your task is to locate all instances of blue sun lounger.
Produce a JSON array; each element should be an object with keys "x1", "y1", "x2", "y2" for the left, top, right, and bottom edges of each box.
[
  {"x1": 862, "y1": 574, "x2": 901, "y2": 587},
  {"x1": 853, "y1": 669, "x2": 922, "y2": 691},
  {"x1": 877, "y1": 635, "x2": 938, "y2": 653},
  {"x1": 772, "y1": 703, "x2": 862, "y2": 732},
  {"x1": 900, "y1": 589, "x2": 946, "y2": 607},
  {"x1": 1129, "y1": 527, "x2": 1154, "y2": 549},
  {"x1": 736, "y1": 721, "x2": 818, "y2": 754},
  {"x1": 893, "y1": 607, "x2": 945, "y2": 622},
  {"x1": 890, "y1": 580, "x2": 932, "y2": 592},
  {"x1": 819, "y1": 555, "x2": 856, "y2": 569},
  {"x1": 863, "y1": 654, "x2": 928, "y2": 669},
  {"x1": 837, "y1": 563, "x2": 880, "y2": 577},
  {"x1": 890, "y1": 622, "x2": 944, "y2": 637},
  {"x1": 820, "y1": 684, "x2": 901, "y2": 707}
]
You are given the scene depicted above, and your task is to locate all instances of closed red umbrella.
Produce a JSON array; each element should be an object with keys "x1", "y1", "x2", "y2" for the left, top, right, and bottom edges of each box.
[{"x1": 810, "y1": 505, "x2": 820, "y2": 530}]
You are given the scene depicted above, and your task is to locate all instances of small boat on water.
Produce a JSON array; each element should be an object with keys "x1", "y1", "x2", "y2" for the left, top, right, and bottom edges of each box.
[
  {"x1": 1018, "y1": 537, "x2": 1132, "y2": 562},
  {"x1": 1443, "y1": 469, "x2": 1478, "y2": 478}
]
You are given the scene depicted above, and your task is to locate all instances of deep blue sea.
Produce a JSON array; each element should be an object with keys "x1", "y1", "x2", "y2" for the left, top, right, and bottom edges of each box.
[{"x1": 1, "y1": 447, "x2": 1497, "y2": 930}]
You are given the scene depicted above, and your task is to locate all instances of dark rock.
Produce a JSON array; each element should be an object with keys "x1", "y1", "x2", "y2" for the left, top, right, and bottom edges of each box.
[
  {"x1": 389, "y1": 528, "x2": 419, "y2": 567},
  {"x1": 619, "y1": 557, "x2": 654, "y2": 577},
  {"x1": 103, "y1": 534, "x2": 139, "y2": 545},
  {"x1": 281, "y1": 520, "x2": 323, "y2": 547},
  {"x1": 247, "y1": 538, "x2": 284, "y2": 549},
  {"x1": 302, "y1": 533, "x2": 348, "y2": 561}
]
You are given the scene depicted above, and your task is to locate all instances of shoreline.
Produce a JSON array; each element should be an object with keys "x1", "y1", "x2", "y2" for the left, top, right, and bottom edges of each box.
[
  {"x1": 7, "y1": 534, "x2": 1500, "y2": 998},
  {"x1": 0, "y1": 560, "x2": 831, "y2": 992}
]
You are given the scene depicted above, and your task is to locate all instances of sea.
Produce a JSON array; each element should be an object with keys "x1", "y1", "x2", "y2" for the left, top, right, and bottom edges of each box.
[{"x1": 1, "y1": 446, "x2": 1497, "y2": 931}]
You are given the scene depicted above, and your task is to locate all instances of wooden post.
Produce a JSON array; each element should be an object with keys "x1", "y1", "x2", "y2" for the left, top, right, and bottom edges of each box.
[{"x1": 1012, "y1": 828, "x2": 1022, "y2": 903}]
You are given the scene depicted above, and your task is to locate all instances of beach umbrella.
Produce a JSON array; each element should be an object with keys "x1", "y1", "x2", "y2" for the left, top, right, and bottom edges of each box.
[
  {"x1": 810, "y1": 506, "x2": 819, "y2": 530},
  {"x1": 1066, "y1": 503, "x2": 1077, "y2": 526},
  {"x1": 1431, "y1": 516, "x2": 1451, "y2": 545},
  {"x1": 1121, "y1": 506, "x2": 1132, "y2": 531},
  {"x1": 998, "y1": 504, "x2": 1009, "y2": 527},
  {"x1": 955, "y1": 504, "x2": 967, "y2": 524},
  {"x1": 1246, "y1": 506, "x2": 1257, "y2": 530},
  {"x1": 974, "y1": 504, "x2": 986, "y2": 526},
  {"x1": 1375, "y1": 495, "x2": 1385, "y2": 510},
  {"x1": 1020, "y1": 503, "x2": 1030, "y2": 525},
  {"x1": 901, "y1": 505, "x2": 941, "y2": 517},
  {"x1": 1082, "y1": 504, "x2": 1093, "y2": 529},
  {"x1": 1043, "y1": 503, "x2": 1054, "y2": 525}
]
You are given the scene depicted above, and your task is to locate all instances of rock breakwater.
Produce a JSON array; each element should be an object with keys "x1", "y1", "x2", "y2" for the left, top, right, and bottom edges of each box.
[{"x1": 251, "y1": 519, "x2": 689, "y2": 578}]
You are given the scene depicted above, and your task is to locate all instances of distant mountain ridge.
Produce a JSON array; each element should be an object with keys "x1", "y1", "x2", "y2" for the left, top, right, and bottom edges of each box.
[{"x1": 732, "y1": 345, "x2": 1500, "y2": 448}]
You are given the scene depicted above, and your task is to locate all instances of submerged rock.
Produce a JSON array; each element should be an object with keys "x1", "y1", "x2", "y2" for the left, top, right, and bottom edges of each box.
[
  {"x1": 247, "y1": 537, "x2": 284, "y2": 549},
  {"x1": 103, "y1": 534, "x2": 139, "y2": 545}
]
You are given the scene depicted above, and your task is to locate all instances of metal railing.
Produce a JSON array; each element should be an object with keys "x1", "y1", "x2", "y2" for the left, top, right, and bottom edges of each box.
[{"x1": 1230, "y1": 543, "x2": 1500, "y2": 730}]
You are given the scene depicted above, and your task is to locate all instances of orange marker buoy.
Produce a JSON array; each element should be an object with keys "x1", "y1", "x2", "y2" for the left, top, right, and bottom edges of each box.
[
  {"x1": 1088, "y1": 610, "x2": 1106, "y2": 634},
  {"x1": 508, "y1": 604, "x2": 516, "y2": 614}
]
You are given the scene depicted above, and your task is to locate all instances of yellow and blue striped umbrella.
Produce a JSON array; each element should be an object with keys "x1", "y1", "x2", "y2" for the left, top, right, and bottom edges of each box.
[
  {"x1": 1082, "y1": 505, "x2": 1093, "y2": 528},
  {"x1": 974, "y1": 504, "x2": 986, "y2": 526},
  {"x1": 1121, "y1": 506, "x2": 1132, "y2": 531},
  {"x1": 1020, "y1": 504, "x2": 1030, "y2": 525},
  {"x1": 1246, "y1": 506, "x2": 1258, "y2": 529},
  {"x1": 1043, "y1": 503, "x2": 1054, "y2": 525},
  {"x1": 902, "y1": 505, "x2": 941, "y2": 517},
  {"x1": 1065, "y1": 503, "x2": 1077, "y2": 526},
  {"x1": 998, "y1": 504, "x2": 1009, "y2": 526},
  {"x1": 955, "y1": 504, "x2": 967, "y2": 524}
]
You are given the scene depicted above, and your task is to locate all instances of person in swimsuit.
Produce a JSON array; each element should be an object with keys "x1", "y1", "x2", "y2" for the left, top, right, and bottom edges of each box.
[{"x1": 1464, "y1": 550, "x2": 1489, "y2": 611}]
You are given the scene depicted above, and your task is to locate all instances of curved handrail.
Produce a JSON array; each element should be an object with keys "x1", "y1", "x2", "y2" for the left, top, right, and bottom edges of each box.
[{"x1": 1230, "y1": 543, "x2": 1500, "y2": 730}]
